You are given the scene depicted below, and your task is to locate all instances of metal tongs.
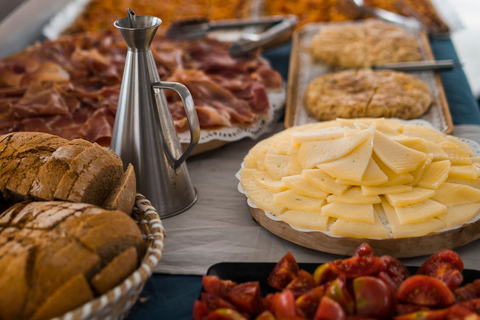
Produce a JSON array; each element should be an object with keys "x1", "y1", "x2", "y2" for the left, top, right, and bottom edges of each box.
[
  {"x1": 166, "y1": 15, "x2": 298, "y2": 57},
  {"x1": 372, "y1": 60, "x2": 461, "y2": 72}
]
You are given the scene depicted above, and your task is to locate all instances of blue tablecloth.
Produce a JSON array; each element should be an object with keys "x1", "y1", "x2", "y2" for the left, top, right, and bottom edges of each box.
[{"x1": 126, "y1": 37, "x2": 480, "y2": 320}]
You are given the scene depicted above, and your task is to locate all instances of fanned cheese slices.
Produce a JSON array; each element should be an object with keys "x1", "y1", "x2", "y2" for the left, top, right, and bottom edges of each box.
[{"x1": 240, "y1": 119, "x2": 480, "y2": 239}]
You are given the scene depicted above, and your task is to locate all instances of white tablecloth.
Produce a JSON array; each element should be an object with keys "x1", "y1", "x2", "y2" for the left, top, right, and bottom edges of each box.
[{"x1": 157, "y1": 123, "x2": 480, "y2": 275}]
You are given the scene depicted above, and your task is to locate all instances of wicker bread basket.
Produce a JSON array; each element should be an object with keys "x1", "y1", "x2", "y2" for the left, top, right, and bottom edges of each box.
[{"x1": 52, "y1": 194, "x2": 165, "y2": 320}]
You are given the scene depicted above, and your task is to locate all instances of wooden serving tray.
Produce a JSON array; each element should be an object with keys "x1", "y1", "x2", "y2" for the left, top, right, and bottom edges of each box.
[
  {"x1": 248, "y1": 204, "x2": 480, "y2": 258},
  {"x1": 285, "y1": 21, "x2": 453, "y2": 134}
]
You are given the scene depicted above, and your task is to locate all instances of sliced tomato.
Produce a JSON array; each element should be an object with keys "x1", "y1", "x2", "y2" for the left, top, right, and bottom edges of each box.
[
  {"x1": 396, "y1": 275, "x2": 456, "y2": 307},
  {"x1": 393, "y1": 309, "x2": 448, "y2": 320},
  {"x1": 296, "y1": 286, "x2": 325, "y2": 319},
  {"x1": 272, "y1": 290, "x2": 305, "y2": 319},
  {"x1": 313, "y1": 263, "x2": 337, "y2": 286},
  {"x1": 325, "y1": 275, "x2": 355, "y2": 315},
  {"x1": 206, "y1": 308, "x2": 248, "y2": 320},
  {"x1": 454, "y1": 279, "x2": 480, "y2": 302},
  {"x1": 396, "y1": 303, "x2": 430, "y2": 315},
  {"x1": 447, "y1": 303, "x2": 480, "y2": 320},
  {"x1": 453, "y1": 298, "x2": 480, "y2": 315},
  {"x1": 254, "y1": 310, "x2": 276, "y2": 320},
  {"x1": 417, "y1": 250, "x2": 464, "y2": 291},
  {"x1": 202, "y1": 292, "x2": 237, "y2": 311},
  {"x1": 228, "y1": 281, "x2": 263, "y2": 315},
  {"x1": 314, "y1": 296, "x2": 346, "y2": 320},
  {"x1": 268, "y1": 252, "x2": 300, "y2": 290},
  {"x1": 353, "y1": 276, "x2": 394, "y2": 319},
  {"x1": 263, "y1": 293, "x2": 275, "y2": 314},
  {"x1": 329, "y1": 244, "x2": 380, "y2": 279},
  {"x1": 203, "y1": 275, "x2": 237, "y2": 299},
  {"x1": 286, "y1": 269, "x2": 316, "y2": 299},
  {"x1": 193, "y1": 300, "x2": 211, "y2": 320},
  {"x1": 377, "y1": 255, "x2": 410, "y2": 289}
]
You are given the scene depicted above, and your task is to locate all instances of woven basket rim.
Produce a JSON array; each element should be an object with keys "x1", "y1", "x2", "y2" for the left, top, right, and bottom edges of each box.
[{"x1": 54, "y1": 193, "x2": 165, "y2": 320}]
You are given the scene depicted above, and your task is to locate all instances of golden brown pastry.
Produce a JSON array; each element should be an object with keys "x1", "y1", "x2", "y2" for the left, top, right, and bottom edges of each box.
[
  {"x1": 305, "y1": 69, "x2": 431, "y2": 120},
  {"x1": 310, "y1": 19, "x2": 422, "y2": 68}
]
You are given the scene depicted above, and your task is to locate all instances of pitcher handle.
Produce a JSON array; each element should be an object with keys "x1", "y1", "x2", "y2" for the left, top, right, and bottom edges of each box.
[{"x1": 152, "y1": 81, "x2": 200, "y2": 170}]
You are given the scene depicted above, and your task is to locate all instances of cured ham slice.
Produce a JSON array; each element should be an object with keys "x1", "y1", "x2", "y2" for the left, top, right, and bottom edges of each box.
[{"x1": 0, "y1": 31, "x2": 282, "y2": 145}]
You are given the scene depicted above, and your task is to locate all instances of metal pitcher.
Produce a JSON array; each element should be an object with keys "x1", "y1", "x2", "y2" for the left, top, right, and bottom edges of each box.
[{"x1": 112, "y1": 10, "x2": 200, "y2": 218}]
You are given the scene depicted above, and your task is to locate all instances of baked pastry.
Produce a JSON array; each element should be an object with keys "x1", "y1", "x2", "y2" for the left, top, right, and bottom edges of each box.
[
  {"x1": 305, "y1": 69, "x2": 431, "y2": 120},
  {"x1": 310, "y1": 19, "x2": 422, "y2": 68},
  {"x1": 0, "y1": 131, "x2": 136, "y2": 214},
  {"x1": 0, "y1": 201, "x2": 144, "y2": 320}
]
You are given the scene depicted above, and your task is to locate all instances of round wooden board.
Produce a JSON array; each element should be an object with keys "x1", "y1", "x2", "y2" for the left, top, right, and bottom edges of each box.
[{"x1": 249, "y1": 204, "x2": 480, "y2": 258}]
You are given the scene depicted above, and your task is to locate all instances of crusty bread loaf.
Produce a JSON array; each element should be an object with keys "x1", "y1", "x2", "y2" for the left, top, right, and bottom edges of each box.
[
  {"x1": 0, "y1": 201, "x2": 144, "y2": 320},
  {"x1": 0, "y1": 132, "x2": 136, "y2": 214}
]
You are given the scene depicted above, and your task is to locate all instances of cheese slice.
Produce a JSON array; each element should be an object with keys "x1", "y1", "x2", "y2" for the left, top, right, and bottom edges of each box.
[
  {"x1": 302, "y1": 169, "x2": 349, "y2": 195},
  {"x1": 297, "y1": 128, "x2": 372, "y2": 169},
  {"x1": 385, "y1": 187, "x2": 435, "y2": 207},
  {"x1": 321, "y1": 202, "x2": 375, "y2": 223},
  {"x1": 319, "y1": 136, "x2": 373, "y2": 182},
  {"x1": 380, "y1": 200, "x2": 445, "y2": 237},
  {"x1": 277, "y1": 210, "x2": 329, "y2": 231},
  {"x1": 247, "y1": 187, "x2": 286, "y2": 216},
  {"x1": 329, "y1": 212, "x2": 389, "y2": 238},
  {"x1": 394, "y1": 199, "x2": 446, "y2": 224},
  {"x1": 292, "y1": 126, "x2": 345, "y2": 144},
  {"x1": 445, "y1": 135, "x2": 475, "y2": 156},
  {"x1": 395, "y1": 136, "x2": 429, "y2": 154},
  {"x1": 286, "y1": 151, "x2": 303, "y2": 176},
  {"x1": 335, "y1": 157, "x2": 388, "y2": 187},
  {"x1": 264, "y1": 154, "x2": 291, "y2": 179},
  {"x1": 432, "y1": 182, "x2": 480, "y2": 206},
  {"x1": 373, "y1": 154, "x2": 414, "y2": 186},
  {"x1": 423, "y1": 140, "x2": 449, "y2": 161},
  {"x1": 436, "y1": 203, "x2": 480, "y2": 227},
  {"x1": 244, "y1": 138, "x2": 273, "y2": 169},
  {"x1": 438, "y1": 140, "x2": 472, "y2": 165},
  {"x1": 448, "y1": 163, "x2": 480, "y2": 180},
  {"x1": 282, "y1": 175, "x2": 328, "y2": 199},
  {"x1": 274, "y1": 190, "x2": 325, "y2": 212},
  {"x1": 373, "y1": 130, "x2": 426, "y2": 174},
  {"x1": 446, "y1": 178, "x2": 480, "y2": 190},
  {"x1": 417, "y1": 160, "x2": 451, "y2": 189},
  {"x1": 402, "y1": 124, "x2": 445, "y2": 143},
  {"x1": 362, "y1": 185, "x2": 412, "y2": 196},
  {"x1": 409, "y1": 154, "x2": 433, "y2": 186},
  {"x1": 327, "y1": 187, "x2": 381, "y2": 204}
]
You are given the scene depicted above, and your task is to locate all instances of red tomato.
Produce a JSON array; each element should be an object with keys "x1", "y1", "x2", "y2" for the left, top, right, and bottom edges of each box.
[
  {"x1": 446, "y1": 303, "x2": 480, "y2": 320},
  {"x1": 417, "y1": 250, "x2": 464, "y2": 291},
  {"x1": 397, "y1": 275, "x2": 456, "y2": 307},
  {"x1": 206, "y1": 308, "x2": 248, "y2": 320},
  {"x1": 263, "y1": 293, "x2": 276, "y2": 314},
  {"x1": 254, "y1": 310, "x2": 276, "y2": 320},
  {"x1": 272, "y1": 290, "x2": 305, "y2": 319},
  {"x1": 377, "y1": 255, "x2": 410, "y2": 289},
  {"x1": 268, "y1": 252, "x2": 300, "y2": 290},
  {"x1": 353, "y1": 276, "x2": 394, "y2": 319},
  {"x1": 313, "y1": 264, "x2": 337, "y2": 286},
  {"x1": 393, "y1": 309, "x2": 448, "y2": 320},
  {"x1": 228, "y1": 282, "x2": 263, "y2": 315},
  {"x1": 329, "y1": 244, "x2": 380, "y2": 279},
  {"x1": 203, "y1": 275, "x2": 237, "y2": 299},
  {"x1": 296, "y1": 286, "x2": 325, "y2": 319},
  {"x1": 315, "y1": 296, "x2": 346, "y2": 320},
  {"x1": 201, "y1": 292, "x2": 237, "y2": 311},
  {"x1": 193, "y1": 300, "x2": 211, "y2": 320},
  {"x1": 325, "y1": 276, "x2": 355, "y2": 315},
  {"x1": 396, "y1": 303, "x2": 430, "y2": 315},
  {"x1": 286, "y1": 269, "x2": 316, "y2": 299},
  {"x1": 452, "y1": 298, "x2": 480, "y2": 315},
  {"x1": 454, "y1": 279, "x2": 480, "y2": 302}
]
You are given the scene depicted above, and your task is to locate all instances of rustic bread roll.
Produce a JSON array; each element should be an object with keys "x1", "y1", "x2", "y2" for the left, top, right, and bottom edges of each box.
[
  {"x1": 0, "y1": 201, "x2": 144, "y2": 320},
  {"x1": 305, "y1": 69, "x2": 432, "y2": 121},
  {"x1": 0, "y1": 132, "x2": 136, "y2": 214},
  {"x1": 310, "y1": 19, "x2": 422, "y2": 68}
]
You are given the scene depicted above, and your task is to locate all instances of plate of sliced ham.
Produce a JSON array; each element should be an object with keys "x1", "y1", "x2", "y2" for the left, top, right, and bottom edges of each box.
[{"x1": 0, "y1": 31, "x2": 284, "y2": 153}]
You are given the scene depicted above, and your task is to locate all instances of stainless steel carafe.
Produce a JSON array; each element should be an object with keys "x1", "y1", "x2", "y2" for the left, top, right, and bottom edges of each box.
[{"x1": 112, "y1": 10, "x2": 200, "y2": 218}]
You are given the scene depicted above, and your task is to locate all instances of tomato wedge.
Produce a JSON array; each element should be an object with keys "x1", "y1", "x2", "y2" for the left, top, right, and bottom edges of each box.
[
  {"x1": 353, "y1": 276, "x2": 394, "y2": 319},
  {"x1": 325, "y1": 275, "x2": 354, "y2": 315},
  {"x1": 455, "y1": 279, "x2": 480, "y2": 302},
  {"x1": 393, "y1": 309, "x2": 448, "y2": 320},
  {"x1": 228, "y1": 282, "x2": 263, "y2": 315},
  {"x1": 377, "y1": 255, "x2": 410, "y2": 289},
  {"x1": 201, "y1": 292, "x2": 237, "y2": 311},
  {"x1": 268, "y1": 252, "x2": 299, "y2": 290},
  {"x1": 296, "y1": 286, "x2": 325, "y2": 319},
  {"x1": 206, "y1": 308, "x2": 248, "y2": 320},
  {"x1": 329, "y1": 244, "x2": 380, "y2": 279},
  {"x1": 254, "y1": 310, "x2": 276, "y2": 320},
  {"x1": 396, "y1": 275, "x2": 456, "y2": 307},
  {"x1": 272, "y1": 290, "x2": 305, "y2": 319},
  {"x1": 193, "y1": 300, "x2": 211, "y2": 320},
  {"x1": 286, "y1": 269, "x2": 316, "y2": 299},
  {"x1": 417, "y1": 250, "x2": 464, "y2": 291},
  {"x1": 203, "y1": 275, "x2": 237, "y2": 299},
  {"x1": 313, "y1": 264, "x2": 337, "y2": 286},
  {"x1": 314, "y1": 296, "x2": 346, "y2": 320}
]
